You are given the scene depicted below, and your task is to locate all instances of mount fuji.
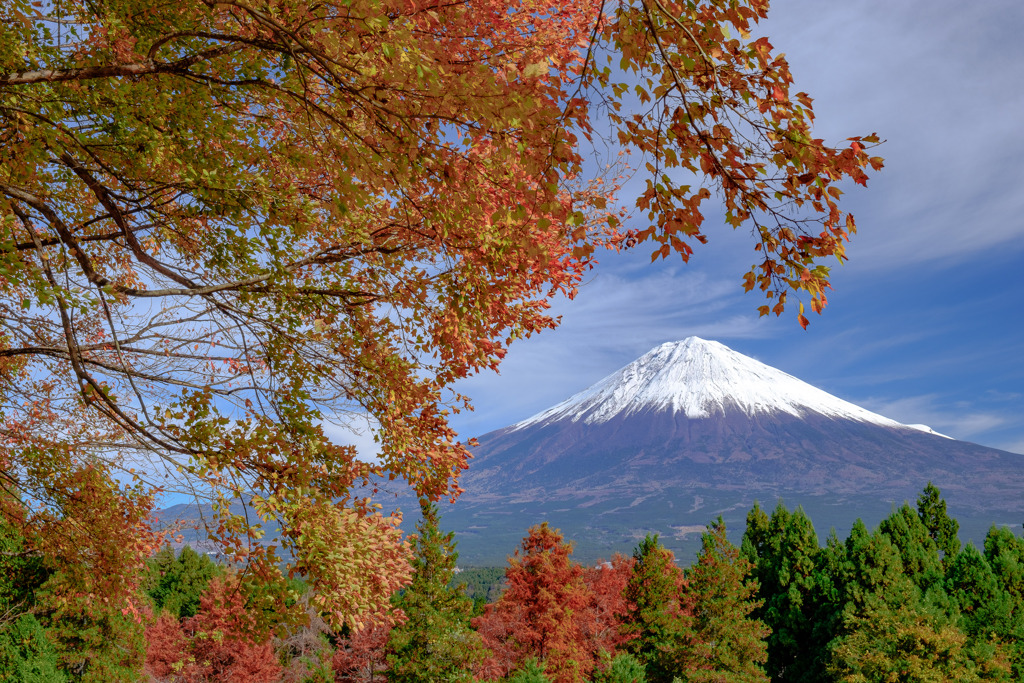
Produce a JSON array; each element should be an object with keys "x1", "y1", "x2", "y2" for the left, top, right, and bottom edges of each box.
[{"x1": 436, "y1": 337, "x2": 1024, "y2": 564}]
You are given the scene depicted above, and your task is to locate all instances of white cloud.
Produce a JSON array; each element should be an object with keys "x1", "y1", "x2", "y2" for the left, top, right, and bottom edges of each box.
[
  {"x1": 858, "y1": 394, "x2": 1009, "y2": 441},
  {"x1": 754, "y1": 0, "x2": 1024, "y2": 268},
  {"x1": 319, "y1": 414, "x2": 382, "y2": 464}
]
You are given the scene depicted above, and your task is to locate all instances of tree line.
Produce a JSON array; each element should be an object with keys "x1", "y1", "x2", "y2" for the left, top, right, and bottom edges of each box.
[{"x1": 1, "y1": 483, "x2": 1021, "y2": 682}]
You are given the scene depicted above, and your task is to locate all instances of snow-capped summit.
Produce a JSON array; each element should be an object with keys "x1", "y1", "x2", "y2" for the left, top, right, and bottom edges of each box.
[
  {"x1": 442, "y1": 337, "x2": 1024, "y2": 565},
  {"x1": 513, "y1": 337, "x2": 912, "y2": 431}
]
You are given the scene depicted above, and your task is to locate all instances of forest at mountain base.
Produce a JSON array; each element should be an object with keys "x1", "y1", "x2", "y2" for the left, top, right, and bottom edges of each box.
[{"x1": 1, "y1": 483, "x2": 1021, "y2": 682}]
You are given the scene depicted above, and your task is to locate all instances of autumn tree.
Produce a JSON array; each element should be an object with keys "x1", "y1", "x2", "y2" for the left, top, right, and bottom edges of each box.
[
  {"x1": 473, "y1": 523, "x2": 598, "y2": 683},
  {"x1": 331, "y1": 616, "x2": 392, "y2": 683},
  {"x1": 385, "y1": 502, "x2": 483, "y2": 682},
  {"x1": 583, "y1": 553, "x2": 636, "y2": 661},
  {"x1": 0, "y1": 0, "x2": 881, "y2": 618},
  {"x1": 149, "y1": 575, "x2": 282, "y2": 683}
]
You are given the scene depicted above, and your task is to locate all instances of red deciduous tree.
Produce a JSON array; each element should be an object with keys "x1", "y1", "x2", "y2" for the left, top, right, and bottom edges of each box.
[
  {"x1": 331, "y1": 613, "x2": 393, "y2": 683},
  {"x1": 474, "y1": 523, "x2": 606, "y2": 683},
  {"x1": 145, "y1": 576, "x2": 281, "y2": 683},
  {"x1": 584, "y1": 553, "x2": 636, "y2": 658}
]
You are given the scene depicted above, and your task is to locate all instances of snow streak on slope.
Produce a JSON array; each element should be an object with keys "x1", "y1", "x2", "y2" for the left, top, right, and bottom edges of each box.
[{"x1": 513, "y1": 337, "x2": 922, "y2": 431}]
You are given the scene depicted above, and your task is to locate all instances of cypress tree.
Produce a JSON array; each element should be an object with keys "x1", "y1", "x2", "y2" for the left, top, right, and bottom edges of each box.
[
  {"x1": 620, "y1": 534, "x2": 687, "y2": 683},
  {"x1": 386, "y1": 502, "x2": 483, "y2": 683},
  {"x1": 917, "y1": 482, "x2": 961, "y2": 564},
  {"x1": 678, "y1": 518, "x2": 769, "y2": 683},
  {"x1": 879, "y1": 503, "x2": 945, "y2": 598},
  {"x1": 742, "y1": 502, "x2": 819, "y2": 683},
  {"x1": 144, "y1": 544, "x2": 220, "y2": 619}
]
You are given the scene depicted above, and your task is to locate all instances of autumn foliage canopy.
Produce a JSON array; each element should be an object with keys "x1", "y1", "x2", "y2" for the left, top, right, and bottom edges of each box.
[{"x1": 0, "y1": 0, "x2": 880, "y2": 619}]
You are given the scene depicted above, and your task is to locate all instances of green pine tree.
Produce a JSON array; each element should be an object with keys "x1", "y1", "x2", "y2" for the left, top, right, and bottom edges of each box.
[
  {"x1": 916, "y1": 482, "x2": 960, "y2": 565},
  {"x1": 592, "y1": 652, "x2": 647, "y2": 683},
  {"x1": 824, "y1": 521, "x2": 984, "y2": 682},
  {"x1": 508, "y1": 658, "x2": 553, "y2": 683},
  {"x1": 385, "y1": 501, "x2": 483, "y2": 682},
  {"x1": 984, "y1": 524, "x2": 1024, "y2": 606},
  {"x1": 0, "y1": 614, "x2": 67, "y2": 683},
  {"x1": 676, "y1": 518, "x2": 769, "y2": 683},
  {"x1": 741, "y1": 502, "x2": 819, "y2": 683},
  {"x1": 621, "y1": 535, "x2": 687, "y2": 683},
  {"x1": 879, "y1": 502, "x2": 946, "y2": 607},
  {"x1": 144, "y1": 544, "x2": 221, "y2": 618},
  {"x1": 947, "y1": 543, "x2": 1023, "y2": 679}
]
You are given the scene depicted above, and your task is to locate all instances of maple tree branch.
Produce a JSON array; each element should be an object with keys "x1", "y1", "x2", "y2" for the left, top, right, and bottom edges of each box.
[
  {"x1": 0, "y1": 183, "x2": 112, "y2": 289},
  {"x1": 0, "y1": 43, "x2": 247, "y2": 87}
]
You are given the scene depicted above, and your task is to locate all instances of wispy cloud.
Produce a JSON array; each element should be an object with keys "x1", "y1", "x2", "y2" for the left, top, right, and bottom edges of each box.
[
  {"x1": 756, "y1": 0, "x2": 1024, "y2": 269},
  {"x1": 858, "y1": 394, "x2": 1010, "y2": 441}
]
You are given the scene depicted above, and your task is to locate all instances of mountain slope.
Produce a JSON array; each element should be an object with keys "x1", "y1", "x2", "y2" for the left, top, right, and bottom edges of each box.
[{"x1": 439, "y1": 338, "x2": 1023, "y2": 563}]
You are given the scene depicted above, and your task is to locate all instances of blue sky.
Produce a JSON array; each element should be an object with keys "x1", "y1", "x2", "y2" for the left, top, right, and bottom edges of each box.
[{"x1": 445, "y1": 0, "x2": 1024, "y2": 456}]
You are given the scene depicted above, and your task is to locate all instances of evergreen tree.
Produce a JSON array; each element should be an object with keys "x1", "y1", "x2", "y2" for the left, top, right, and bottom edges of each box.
[
  {"x1": 946, "y1": 543, "x2": 1023, "y2": 679},
  {"x1": 620, "y1": 535, "x2": 688, "y2": 683},
  {"x1": 799, "y1": 530, "x2": 849, "y2": 682},
  {"x1": 916, "y1": 482, "x2": 961, "y2": 564},
  {"x1": 385, "y1": 502, "x2": 483, "y2": 682},
  {"x1": 0, "y1": 498, "x2": 49, "y2": 618},
  {"x1": 677, "y1": 518, "x2": 768, "y2": 683},
  {"x1": 822, "y1": 521, "x2": 987, "y2": 682},
  {"x1": 508, "y1": 658, "x2": 553, "y2": 683},
  {"x1": 742, "y1": 502, "x2": 819, "y2": 682},
  {"x1": 836, "y1": 520, "x2": 912, "y2": 615},
  {"x1": 592, "y1": 652, "x2": 647, "y2": 683},
  {"x1": 36, "y1": 576, "x2": 148, "y2": 683},
  {"x1": 984, "y1": 525, "x2": 1024, "y2": 606},
  {"x1": 878, "y1": 503, "x2": 945, "y2": 601},
  {"x1": 144, "y1": 544, "x2": 221, "y2": 619},
  {"x1": 0, "y1": 614, "x2": 66, "y2": 683},
  {"x1": 827, "y1": 602, "x2": 993, "y2": 682}
]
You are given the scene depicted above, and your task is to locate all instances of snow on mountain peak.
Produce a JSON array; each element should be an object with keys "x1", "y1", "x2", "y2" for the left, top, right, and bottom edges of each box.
[{"x1": 511, "y1": 337, "x2": 909, "y2": 430}]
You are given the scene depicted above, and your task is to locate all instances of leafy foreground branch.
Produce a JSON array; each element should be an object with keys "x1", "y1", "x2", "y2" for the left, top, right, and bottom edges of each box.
[{"x1": 0, "y1": 0, "x2": 881, "y2": 620}]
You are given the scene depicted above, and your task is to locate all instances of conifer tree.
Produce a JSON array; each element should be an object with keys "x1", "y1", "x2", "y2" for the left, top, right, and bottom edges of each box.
[
  {"x1": 145, "y1": 544, "x2": 221, "y2": 619},
  {"x1": 385, "y1": 502, "x2": 483, "y2": 682},
  {"x1": 678, "y1": 518, "x2": 769, "y2": 683},
  {"x1": 620, "y1": 534, "x2": 688, "y2": 683},
  {"x1": 827, "y1": 602, "x2": 992, "y2": 682},
  {"x1": 984, "y1": 525, "x2": 1024, "y2": 606},
  {"x1": 879, "y1": 503, "x2": 944, "y2": 594},
  {"x1": 0, "y1": 614, "x2": 66, "y2": 683},
  {"x1": 946, "y1": 543, "x2": 1024, "y2": 678},
  {"x1": 947, "y1": 544, "x2": 1016, "y2": 633},
  {"x1": 741, "y1": 503, "x2": 819, "y2": 683},
  {"x1": 473, "y1": 523, "x2": 596, "y2": 683},
  {"x1": 917, "y1": 482, "x2": 961, "y2": 564},
  {"x1": 35, "y1": 578, "x2": 149, "y2": 683},
  {"x1": 823, "y1": 521, "x2": 981, "y2": 681}
]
